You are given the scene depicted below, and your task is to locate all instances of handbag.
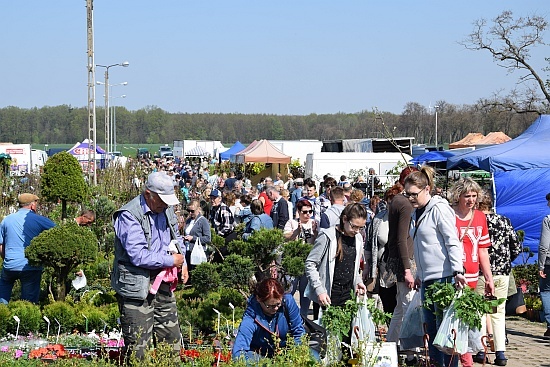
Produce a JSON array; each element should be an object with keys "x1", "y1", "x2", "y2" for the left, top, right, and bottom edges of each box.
[
  {"x1": 190, "y1": 237, "x2": 207, "y2": 265},
  {"x1": 399, "y1": 290, "x2": 425, "y2": 350},
  {"x1": 283, "y1": 300, "x2": 327, "y2": 358}
]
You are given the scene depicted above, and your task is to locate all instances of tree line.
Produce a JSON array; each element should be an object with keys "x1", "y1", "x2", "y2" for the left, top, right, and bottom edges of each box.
[{"x1": 0, "y1": 103, "x2": 540, "y2": 146}]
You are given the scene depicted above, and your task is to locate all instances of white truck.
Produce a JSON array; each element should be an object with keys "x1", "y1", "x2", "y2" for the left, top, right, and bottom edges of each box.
[
  {"x1": 305, "y1": 152, "x2": 412, "y2": 183},
  {"x1": 0, "y1": 143, "x2": 48, "y2": 176}
]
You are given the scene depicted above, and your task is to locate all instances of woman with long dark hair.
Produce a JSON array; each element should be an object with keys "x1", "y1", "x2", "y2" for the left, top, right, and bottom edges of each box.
[{"x1": 304, "y1": 203, "x2": 367, "y2": 324}]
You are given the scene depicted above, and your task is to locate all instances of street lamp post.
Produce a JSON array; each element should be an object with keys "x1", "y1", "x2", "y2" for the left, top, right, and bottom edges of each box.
[
  {"x1": 95, "y1": 61, "x2": 129, "y2": 156},
  {"x1": 97, "y1": 81, "x2": 127, "y2": 155},
  {"x1": 434, "y1": 105, "x2": 440, "y2": 149},
  {"x1": 111, "y1": 94, "x2": 126, "y2": 153}
]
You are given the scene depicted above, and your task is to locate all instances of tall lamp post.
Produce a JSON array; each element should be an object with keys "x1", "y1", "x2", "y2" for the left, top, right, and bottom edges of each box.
[
  {"x1": 97, "y1": 81, "x2": 127, "y2": 154},
  {"x1": 111, "y1": 94, "x2": 126, "y2": 153},
  {"x1": 434, "y1": 105, "x2": 440, "y2": 149},
  {"x1": 95, "y1": 61, "x2": 129, "y2": 156}
]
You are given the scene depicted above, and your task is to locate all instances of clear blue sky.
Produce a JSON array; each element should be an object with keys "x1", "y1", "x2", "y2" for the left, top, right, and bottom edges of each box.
[{"x1": 1, "y1": 1, "x2": 548, "y2": 115}]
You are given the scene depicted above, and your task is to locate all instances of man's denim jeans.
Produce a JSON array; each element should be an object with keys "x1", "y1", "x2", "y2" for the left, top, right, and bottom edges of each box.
[{"x1": 0, "y1": 267, "x2": 43, "y2": 304}]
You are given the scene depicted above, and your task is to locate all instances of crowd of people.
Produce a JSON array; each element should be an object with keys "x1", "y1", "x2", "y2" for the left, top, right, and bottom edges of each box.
[{"x1": 3, "y1": 153, "x2": 550, "y2": 367}]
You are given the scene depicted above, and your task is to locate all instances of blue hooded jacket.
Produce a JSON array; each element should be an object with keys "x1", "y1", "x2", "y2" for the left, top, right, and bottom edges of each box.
[{"x1": 232, "y1": 293, "x2": 305, "y2": 360}]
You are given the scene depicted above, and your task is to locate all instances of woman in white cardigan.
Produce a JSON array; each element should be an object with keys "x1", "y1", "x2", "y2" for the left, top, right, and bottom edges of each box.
[{"x1": 305, "y1": 203, "x2": 367, "y2": 331}]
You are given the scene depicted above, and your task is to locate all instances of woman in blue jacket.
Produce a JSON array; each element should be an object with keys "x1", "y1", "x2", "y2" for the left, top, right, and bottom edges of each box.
[
  {"x1": 242, "y1": 199, "x2": 274, "y2": 240},
  {"x1": 232, "y1": 278, "x2": 305, "y2": 362}
]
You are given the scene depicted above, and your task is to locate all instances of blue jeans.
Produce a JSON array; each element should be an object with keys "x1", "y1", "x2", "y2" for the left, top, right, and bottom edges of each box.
[
  {"x1": 0, "y1": 268, "x2": 43, "y2": 304},
  {"x1": 540, "y1": 265, "x2": 550, "y2": 328},
  {"x1": 421, "y1": 277, "x2": 458, "y2": 367}
]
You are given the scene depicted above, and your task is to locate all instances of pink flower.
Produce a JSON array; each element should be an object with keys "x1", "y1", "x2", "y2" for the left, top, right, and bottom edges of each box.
[
  {"x1": 14, "y1": 349, "x2": 24, "y2": 359},
  {"x1": 0, "y1": 346, "x2": 9, "y2": 352}
]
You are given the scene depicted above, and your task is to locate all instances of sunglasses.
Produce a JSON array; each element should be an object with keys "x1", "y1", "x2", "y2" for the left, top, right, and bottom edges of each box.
[
  {"x1": 403, "y1": 186, "x2": 426, "y2": 199},
  {"x1": 301, "y1": 210, "x2": 313, "y2": 214}
]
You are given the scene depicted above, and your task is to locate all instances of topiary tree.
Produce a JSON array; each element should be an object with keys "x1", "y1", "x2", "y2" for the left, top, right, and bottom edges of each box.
[
  {"x1": 41, "y1": 151, "x2": 88, "y2": 220},
  {"x1": 219, "y1": 254, "x2": 255, "y2": 296},
  {"x1": 26, "y1": 221, "x2": 97, "y2": 301}
]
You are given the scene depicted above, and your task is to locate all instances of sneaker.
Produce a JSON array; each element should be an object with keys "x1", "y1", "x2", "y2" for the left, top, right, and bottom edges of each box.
[{"x1": 544, "y1": 328, "x2": 550, "y2": 337}]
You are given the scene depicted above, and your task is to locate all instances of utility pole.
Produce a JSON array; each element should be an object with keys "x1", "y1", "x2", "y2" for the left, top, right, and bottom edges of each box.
[{"x1": 86, "y1": 0, "x2": 97, "y2": 185}]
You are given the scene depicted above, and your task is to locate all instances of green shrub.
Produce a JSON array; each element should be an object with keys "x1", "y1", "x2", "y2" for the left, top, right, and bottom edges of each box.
[
  {"x1": 0, "y1": 303, "x2": 10, "y2": 335},
  {"x1": 42, "y1": 301, "x2": 77, "y2": 334},
  {"x1": 191, "y1": 262, "x2": 221, "y2": 295},
  {"x1": 26, "y1": 221, "x2": 98, "y2": 301},
  {"x1": 7, "y1": 300, "x2": 42, "y2": 335},
  {"x1": 219, "y1": 254, "x2": 255, "y2": 292},
  {"x1": 77, "y1": 305, "x2": 109, "y2": 333}
]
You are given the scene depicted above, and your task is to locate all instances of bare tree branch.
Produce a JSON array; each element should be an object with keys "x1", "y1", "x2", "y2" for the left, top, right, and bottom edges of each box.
[{"x1": 460, "y1": 10, "x2": 550, "y2": 112}]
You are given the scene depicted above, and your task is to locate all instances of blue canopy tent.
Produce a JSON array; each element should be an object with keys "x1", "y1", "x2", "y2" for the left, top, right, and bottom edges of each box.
[
  {"x1": 410, "y1": 150, "x2": 458, "y2": 166},
  {"x1": 447, "y1": 115, "x2": 550, "y2": 264},
  {"x1": 219, "y1": 141, "x2": 245, "y2": 161}
]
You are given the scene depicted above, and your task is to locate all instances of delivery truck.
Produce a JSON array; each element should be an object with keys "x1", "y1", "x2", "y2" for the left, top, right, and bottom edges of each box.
[{"x1": 0, "y1": 143, "x2": 48, "y2": 176}]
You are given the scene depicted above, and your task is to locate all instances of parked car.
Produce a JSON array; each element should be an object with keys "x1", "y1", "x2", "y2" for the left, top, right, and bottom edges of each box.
[
  {"x1": 158, "y1": 145, "x2": 173, "y2": 158},
  {"x1": 137, "y1": 148, "x2": 151, "y2": 159}
]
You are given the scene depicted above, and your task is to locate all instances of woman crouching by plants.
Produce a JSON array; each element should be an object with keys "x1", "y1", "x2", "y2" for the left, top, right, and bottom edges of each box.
[
  {"x1": 232, "y1": 278, "x2": 309, "y2": 364},
  {"x1": 304, "y1": 203, "x2": 368, "y2": 346}
]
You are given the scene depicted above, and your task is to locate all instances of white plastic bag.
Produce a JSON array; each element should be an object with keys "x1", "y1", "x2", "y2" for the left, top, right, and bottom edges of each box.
[
  {"x1": 399, "y1": 290, "x2": 425, "y2": 350},
  {"x1": 351, "y1": 296, "x2": 376, "y2": 347},
  {"x1": 433, "y1": 296, "x2": 468, "y2": 355},
  {"x1": 467, "y1": 327, "x2": 484, "y2": 354},
  {"x1": 190, "y1": 237, "x2": 207, "y2": 265}
]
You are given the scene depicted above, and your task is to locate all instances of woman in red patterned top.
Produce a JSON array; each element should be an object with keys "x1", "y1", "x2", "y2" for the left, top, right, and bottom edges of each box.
[{"x1": 450, "y1": 178, "x2": 495, "y2": 367}]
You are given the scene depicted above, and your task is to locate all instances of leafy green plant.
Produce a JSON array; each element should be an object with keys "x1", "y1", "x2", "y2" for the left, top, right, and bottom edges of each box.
[
  {"x1": 227, "y1": 228, "x2": 284, "y2": 273},
  {"x1": 219, "y1": 254, "x2": 255, "y2": 294},
  {"x1": 281, "y1": 240, "x2": 313, "y2": 277},
  {"x1": 42, "y1": 301, "x2": 78, "y2": 334},
  {"x1": 40, "y1": 151, "x2": 89, "y2": 220},
  {"x1": 7, "y1": 300, "x2": 42, "y2": 335},
  {"x1": 454, "y1": 287, "x2": 504, "y2": 330},
  {"x1": 0, "y1": 303, "x2": 10, "y2": 335},
  {"x1": 424, "y1": 283, "x2": 504, "y2": 330},
  {"x1": 191, "y1": 262, "x2": 221, "y2": 295},
  {"x1": 26, "y1": 221, "x2": 98, "y2": 301},
  {"x1": 321, "y1": 292, "x2": 359, "y2": 340},
  {"x1": 365, "y1": 298, "x2": 391, "y2": 328}
]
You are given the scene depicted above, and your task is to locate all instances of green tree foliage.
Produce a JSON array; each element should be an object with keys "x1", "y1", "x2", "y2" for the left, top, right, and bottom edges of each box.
[
  {"x1": 227, "y1": 228, "x2": 284, "y2": 273},
  {"x1": 281, "y1": 240, "x2": 313, "y2": 277},
  {"x1": 219, "y1": 254, "x2": 255, "y2": 294},
  {"x1": 190, "y1": 262, "x2": 221, "y2": 295},
  {"x1": 41, "y1": 151, "x2": 88, "y2": 219},
  {"x1": 25, "y1": 221, "x2": 98, "y2": 301}
]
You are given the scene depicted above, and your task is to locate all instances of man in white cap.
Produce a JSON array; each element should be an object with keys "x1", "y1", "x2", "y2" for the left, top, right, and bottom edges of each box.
[
  {"x1": 0, "y1": 193, "x2": 55, "y2": 304},
  {"x1": 111, "y1": 171, "x2": 188, "y2": 361}
]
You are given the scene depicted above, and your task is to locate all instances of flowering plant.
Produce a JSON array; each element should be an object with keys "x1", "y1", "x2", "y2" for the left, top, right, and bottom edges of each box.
[{"x1": 28, "y1": 344, "x2": 67, "y2": 360}]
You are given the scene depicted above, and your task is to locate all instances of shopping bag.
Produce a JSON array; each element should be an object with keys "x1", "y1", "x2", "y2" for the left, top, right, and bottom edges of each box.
[
  {"x1": 398, "y1": 290, "x2": 425, "y2": 350},
  {"x1": 351, "y1": 296, "x2": 376, "y2": 347},
  {"x1": 433, "y1": 296, "x2": 468, "y2": 355},
  {"x1": 190, "y1": 238, "x2": 207, "y2": 265},
  {"x1": 467, "y1": 327, "x2": 484, "y2": 354}
]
